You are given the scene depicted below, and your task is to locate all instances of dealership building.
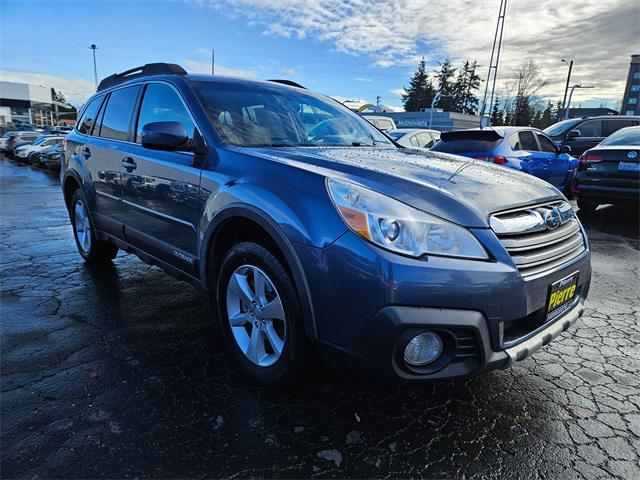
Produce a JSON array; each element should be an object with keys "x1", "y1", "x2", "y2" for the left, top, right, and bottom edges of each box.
[
  {"x1": 0, "y1": 81, "x2": 77, "y2": 127},
  {"x1": 621, "y1": 54, "x2": 640, "y2": 116}
]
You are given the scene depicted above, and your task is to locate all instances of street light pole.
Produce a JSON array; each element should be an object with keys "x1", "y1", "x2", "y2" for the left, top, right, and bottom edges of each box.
[
  {"x1": 89, "y1": 44, "x2": 99, "y2": 89},
  {"x1": 560, "y1": 59, "x2": 573, "y2": 115},
  {"x1": 564, "y1": 84, "x2": 594, "y2": 119},
  {"x1": 429, "y1": 93, "x2": 452, "y2": 129}
]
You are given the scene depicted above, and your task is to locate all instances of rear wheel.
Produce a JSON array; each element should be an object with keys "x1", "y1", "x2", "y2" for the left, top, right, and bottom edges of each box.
[
  {"x1": 70, "y1": 189, "x2": 118, "y2": 263},
  {"x1": 577, "y1": 198, "x2": 598, "y2": 215},
  {"x1": 217, "y1": 242, "x2": 308, "y2": 385}
]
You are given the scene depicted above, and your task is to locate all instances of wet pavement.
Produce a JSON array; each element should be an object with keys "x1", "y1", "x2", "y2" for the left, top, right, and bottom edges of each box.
[{"x1": 1, "y1": 156, "x2": 639, "y2": 479}]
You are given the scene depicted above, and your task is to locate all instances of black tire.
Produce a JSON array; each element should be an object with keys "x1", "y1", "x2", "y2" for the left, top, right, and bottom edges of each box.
[
  {"x1": 577, "y1": 198, "x2": 598, "y2": 215},
  {"x1": 69, "y1": 189, "x2": 118, "y2": 263},
  {"x1": 216, "y1": 241, "x2": 308, "y2": 385}
]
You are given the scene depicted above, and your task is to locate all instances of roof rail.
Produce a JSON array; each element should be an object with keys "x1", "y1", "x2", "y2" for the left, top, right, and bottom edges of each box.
[
  {"x1": 267, "y1": 79, "x2": 307, "y2": 89},
  {"x1": 97, "y1": 63, "x2": 187, "y2": 92}
]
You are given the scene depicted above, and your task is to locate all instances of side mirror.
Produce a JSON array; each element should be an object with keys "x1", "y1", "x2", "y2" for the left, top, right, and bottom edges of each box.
[
  {"x1": 559, "y1": 145, "x2": 572, "y2": 154},
  {"x1": 141, "y1": 121, "x2": 189, "y2": 151},
  {"x1": 566, "y1": 129, "x2": 581, "y2": 140}
]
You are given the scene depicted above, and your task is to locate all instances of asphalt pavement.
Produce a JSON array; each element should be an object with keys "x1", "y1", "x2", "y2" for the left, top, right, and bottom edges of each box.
[{"x1": 1, "y1": 156, "x2": 639, "y2": 479}]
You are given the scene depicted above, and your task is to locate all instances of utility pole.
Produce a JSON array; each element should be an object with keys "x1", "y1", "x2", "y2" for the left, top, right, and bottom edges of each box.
[
  {"x1": 561, "y1": 59, "x2": 573, "y2": 115},
  {"x1": 211, "y1": 49, "x2": 215, "y2": 75},
  {"x1": 564, "y1": 84, "x2": 594, "y2": 119},
  {"x1": 479, "y1": 0, "x2": 507, "y2": 128},
  {"x1": 89, "y1": 44, "x2": 99, "y2": 89}
]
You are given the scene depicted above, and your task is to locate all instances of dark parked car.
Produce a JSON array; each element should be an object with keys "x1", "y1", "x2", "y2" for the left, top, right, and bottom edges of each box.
[
  {"x1": 431, "y1": 127, "x2": 577, "y2": 191},
  {"x1": 544, "y1": 115, "x2": 640, "y2": 156},
  {"x1": 34, "y1": 143, "x2": 64, "y2": 170},
  {"x1": 573, "y1": 126, "x2": 640, "y2": 214},
  {"x1": 61, "y1": 63, "x2": 591, "y2": 384}
]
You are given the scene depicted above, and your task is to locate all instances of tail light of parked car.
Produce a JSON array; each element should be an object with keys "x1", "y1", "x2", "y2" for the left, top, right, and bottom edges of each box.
[
  {"x1": 578, "y1": 152, "x2": 603, "y2": 169},
  {"x1": 473, "y1": 155, "x2": 507, "y2": 165}
]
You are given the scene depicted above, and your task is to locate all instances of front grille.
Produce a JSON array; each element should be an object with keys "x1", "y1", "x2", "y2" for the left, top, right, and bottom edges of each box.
[{"x1": 491, "y1": 201, "x2": 586, "y2": 279}]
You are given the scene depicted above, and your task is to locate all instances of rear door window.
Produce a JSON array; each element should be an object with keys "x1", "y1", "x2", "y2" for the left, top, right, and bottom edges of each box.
[
  {"x1": 519, "y1": 131, "x2": 539, "y2": 151},
  {"x1": 575, "y1": 120, "x2": 602, "y2": 137},
  {"x1": 77, "y1": 95, "x2": 104, "y2": 135},
  {"x1": 416, "y1": 132, "x2": 433, "y2": 148},
  {"x1": 99, "y1": 86, "x2": 141, "y2": 141},
  {"x1": 603, "y1": 119, "x2": 638, "y2": 137}
]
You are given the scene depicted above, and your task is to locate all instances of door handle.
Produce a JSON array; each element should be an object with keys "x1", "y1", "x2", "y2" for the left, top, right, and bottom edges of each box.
[
  {"x1": 122, "y1": 157, "x2": 137, "y2": 172},
  {"x1": 81, "y1": 147, "x2": 91, "y2": 159}
]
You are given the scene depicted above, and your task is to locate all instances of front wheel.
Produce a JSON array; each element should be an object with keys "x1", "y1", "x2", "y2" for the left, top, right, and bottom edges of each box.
[
  {"x1": 217, "y1": 242, "x2": 308, "y2": 385},
  {"x1": 577, "y1": 198, "x2": 598, "y2": 215},
  {"x1": 70, "y1": 189, "x2": 118, "y2": 263}
]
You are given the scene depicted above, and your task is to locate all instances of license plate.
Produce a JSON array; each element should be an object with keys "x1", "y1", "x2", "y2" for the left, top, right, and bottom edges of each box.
[
  {"x1": 547, "y1": 271, "x2": 579, "y2": 320},
  {"x1": 618, "y1": 162, "x2": 640, "y2": 172}
]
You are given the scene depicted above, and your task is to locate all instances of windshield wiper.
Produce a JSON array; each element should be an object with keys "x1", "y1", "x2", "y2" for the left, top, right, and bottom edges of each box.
[{"x1": 351, "y1": 141, "x2": 375, "y2": 147}]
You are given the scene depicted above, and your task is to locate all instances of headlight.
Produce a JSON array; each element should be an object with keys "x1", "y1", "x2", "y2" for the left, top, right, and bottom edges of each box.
[{"x1": 326, "y1": 178, "x2": 488, "y2": 259}]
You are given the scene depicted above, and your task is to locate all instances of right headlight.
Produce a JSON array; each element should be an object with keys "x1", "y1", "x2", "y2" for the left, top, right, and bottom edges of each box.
[{"x1": 326, "y1": 178, "x2": 488, "y2": 260}]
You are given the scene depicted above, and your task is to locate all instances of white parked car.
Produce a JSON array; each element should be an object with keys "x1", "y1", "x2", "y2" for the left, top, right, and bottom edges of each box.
[
  {"x1": 387, "y1": 128, "x2": 441, "y2": 149},
  {"x1": 14, "y1": 135, "x2": 64, "y2": 160}
]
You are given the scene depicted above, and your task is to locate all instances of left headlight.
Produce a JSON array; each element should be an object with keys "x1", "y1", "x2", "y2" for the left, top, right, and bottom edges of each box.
[{"x1": 326, "y1": 178, "x2": 488, "y2": 260}]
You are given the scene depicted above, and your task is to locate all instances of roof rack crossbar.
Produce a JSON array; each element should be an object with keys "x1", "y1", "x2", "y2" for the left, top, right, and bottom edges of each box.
[
  {"x1": 266, "y1": 79, "x2": 307, "y2": 89},
  {"x1": 97, "y1": 63, "x2": 187, "y2": 91}
]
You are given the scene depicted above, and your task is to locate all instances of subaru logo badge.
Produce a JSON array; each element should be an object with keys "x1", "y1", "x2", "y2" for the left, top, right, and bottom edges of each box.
[
  {"x1": 628, "y1": 151, "x2": 638, "y2": 159},
  {"x1": 544, "y1": 207, "x2": 562, "y2": 230}
]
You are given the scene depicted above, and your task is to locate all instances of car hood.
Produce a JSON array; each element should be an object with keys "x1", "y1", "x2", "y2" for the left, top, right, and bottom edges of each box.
[{"x1": 239, "y1": 146, "x2": 564, "y2": 228}]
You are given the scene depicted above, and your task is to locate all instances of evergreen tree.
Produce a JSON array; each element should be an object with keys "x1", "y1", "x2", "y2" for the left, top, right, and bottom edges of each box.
[
  {"x1": 540, "y1": 100, "x2": 553, "y2": 128},
  {"x1": 402, "y1": 57, "x2": 436, "y2": 112},
  {"x1": 51, "y1": 88, "x2": 66, "y2": 103},
  {"x1": 490, "y1": 96, "x2": 503, "y2": 126},
  {"x1": 434, "y1": 58, "x2": 457, "y2": 111},
  {"x1": 454, "y1": 60, "x2": 481, "y2": 114},
  {"x1": 554, "y1": 99, "x2": 564, "y2": 120}
]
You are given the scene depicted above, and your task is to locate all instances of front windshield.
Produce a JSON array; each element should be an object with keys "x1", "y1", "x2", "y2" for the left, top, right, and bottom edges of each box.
[
  {"x1": 600, "y1": 127, "x2": 640, "y2": 146},
  {"x1": 32, "y1": 137, "x2": 47, "y2": 145},
  {"x1": 544, "y1": 118, "x2": 581, "y2": 137},
  {"x1": 193, "y1": 81, "x2": 392, "y2": 147}
]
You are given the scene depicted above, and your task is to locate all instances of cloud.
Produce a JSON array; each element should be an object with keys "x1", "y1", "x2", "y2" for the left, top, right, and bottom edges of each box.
[
  {"x1": 389, "y1": 88, "x2": 406, "y2": 97},
  {"x1": 354, "y1": 77, "x2": 373, "y2": 82},
  {"x1": 183, "y1": 59, "x2": 256, "y2": 78},
  {"x1": 280, "y1": 67, "x2": 299, "y2": 77},
  {"x1": 203, "y1": 0, "x2": 637, "y2": 105},
  {"x1": 0, "y1": 68, "x2": 95, "y2": 106}
]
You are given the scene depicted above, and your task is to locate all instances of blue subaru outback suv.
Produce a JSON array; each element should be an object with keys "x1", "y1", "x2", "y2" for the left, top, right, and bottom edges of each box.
[{"x1": 61, "y1": 64, "x2": 591, "y2": 384}]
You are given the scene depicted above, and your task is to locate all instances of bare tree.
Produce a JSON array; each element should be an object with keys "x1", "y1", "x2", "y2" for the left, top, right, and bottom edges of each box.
[{"x1": 512, "y1": 59, "x2": 548, "y2": 125}]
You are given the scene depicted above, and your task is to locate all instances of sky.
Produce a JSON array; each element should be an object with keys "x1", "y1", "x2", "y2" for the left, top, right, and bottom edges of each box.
[{"x1": 1, "y1": 0, "x2": 638, "y2": 110}]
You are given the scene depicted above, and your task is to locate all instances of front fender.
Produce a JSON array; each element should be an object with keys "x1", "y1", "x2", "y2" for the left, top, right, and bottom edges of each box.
[{"x1": 199, "y1": 202, "x2": 324, "y2": 339}]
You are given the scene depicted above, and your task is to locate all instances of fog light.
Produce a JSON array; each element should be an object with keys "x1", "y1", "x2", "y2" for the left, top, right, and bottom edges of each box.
[{"x1": 404, "y1": 331, "x2": 443, "y2": 366}]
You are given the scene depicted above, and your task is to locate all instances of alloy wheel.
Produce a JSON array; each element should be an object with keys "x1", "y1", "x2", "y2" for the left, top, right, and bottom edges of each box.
[
  {"x1": 226, "y1": 264, "x2": 286, "y2": 367},
  {"x1": 74, "y1": 200, "x2": 92, "y2": 253}
]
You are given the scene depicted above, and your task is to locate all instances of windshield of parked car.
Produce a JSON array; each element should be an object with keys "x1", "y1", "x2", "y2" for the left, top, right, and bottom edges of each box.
[
  {"x1": 543, "y1": 118, "x2": 581, "y2": 137},
  {"x1": 600, "y1": 127, "x2": 640, "y2": 146},
  {"x1": 193, "y1": 81, "x2": 392, "y2": 147}
]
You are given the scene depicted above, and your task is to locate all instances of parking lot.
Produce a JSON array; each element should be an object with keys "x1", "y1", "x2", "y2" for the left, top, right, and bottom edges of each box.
[{"x1": 1, "y1": 156, "x2": 639, "y2": 479}]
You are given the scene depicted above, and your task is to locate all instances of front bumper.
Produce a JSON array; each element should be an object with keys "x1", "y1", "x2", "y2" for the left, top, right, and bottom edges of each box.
[{"x1": 295, "y1": 227, "x2": 591, "y2": 381}]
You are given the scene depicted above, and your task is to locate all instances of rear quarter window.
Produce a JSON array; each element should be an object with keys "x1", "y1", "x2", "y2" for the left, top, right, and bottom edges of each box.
[{"x1": 77, "y1": 95, "x2": 104, "y2": 135}]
